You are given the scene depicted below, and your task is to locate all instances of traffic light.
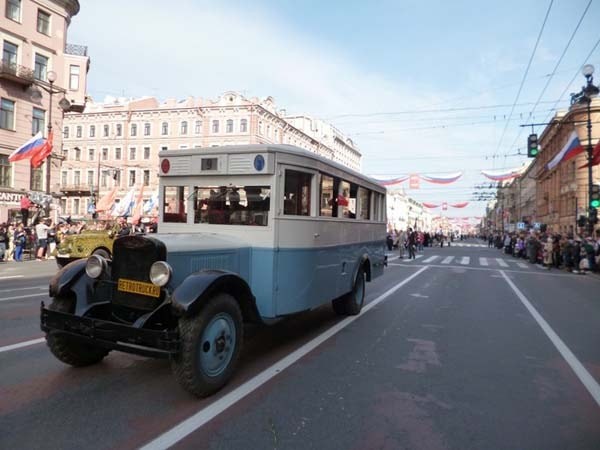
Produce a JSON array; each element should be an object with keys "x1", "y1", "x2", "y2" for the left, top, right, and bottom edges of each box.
[
  {"x1": 591, "y1": 184, "x2": 600, "y2": 208},
  {"x1": 527, "y1": 134, "x2": 539, "y2": 157},
  {"x1": 590, "y1": 207, "x2": 598, "y2": 225}
]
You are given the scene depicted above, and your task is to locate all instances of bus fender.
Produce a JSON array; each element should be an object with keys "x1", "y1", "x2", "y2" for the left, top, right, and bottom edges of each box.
[
  {"x1": 357, "y1": 253, "x2": 372, "y2": 282},
  {"x1": 49, "y1": 259, "x2": 88, "y2": 298},
  {"x1": 171, "y1": 270, "x2": 261, "y2": 323}
]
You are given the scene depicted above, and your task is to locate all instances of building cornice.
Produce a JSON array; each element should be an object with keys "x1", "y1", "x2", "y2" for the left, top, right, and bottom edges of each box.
[{"x1": 49, "y1": 0, "x2": 80, "y2": 17}]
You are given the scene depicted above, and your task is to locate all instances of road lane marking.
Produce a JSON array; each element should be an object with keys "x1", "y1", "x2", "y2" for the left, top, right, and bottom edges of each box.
[
  {"x1": 496, "y1": 258, "x2": 509, "y2": 267},
  {"x1": 460, "y1": 257, "x2": 470, "y2": 265},
  {"x1": 423, "y1": 256, "x2": 439, "y2": 263},
  {"x1": 140, "y1": 267, "x2": 430, "y2": 450},
  {"x1": 0, "y1": 276, "x2": 24, "y2": 280},
  {"x1": 500, "y1": 270, "x2": 600, "y2": 407},
  {"x1": 441, "y1": 256, "x2": 454, "y2": 264},
  {"x1": 479, "y1": 258, "x2": 488, "y2": 266},
  {"x1": 389, "y1": 263, "x2": 583, "y2": 277},
  {"x1": 0, "y1": 293, "x2": 48, "y2": 302},
  {"x1": 0, "y1": 337, "x2": 45, "y2": 354},
  {"x1": 517, "y1": 262, "x2": 528, "y2": 269},
  {"x1": 0, "y1": 285, "x2": 46, "y2": 293}
]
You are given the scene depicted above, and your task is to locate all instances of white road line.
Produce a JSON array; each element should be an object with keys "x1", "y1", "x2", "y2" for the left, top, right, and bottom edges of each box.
[
  {"x1": 496, "y1": 258, "x2": 509, "y2": 268},
  {"x1": 441, "y1": 256, "x2": 454, "y2": 264},
  {"x1": 0, "y1": 293, "x2": 47, "y2": 302},
  {"x1": 500, "y1": 271, "x2": 600, "y2": 407},
  {"x1": 140, "y1": 267, "x2": 430, "y2": 450},
  {"x1": 415, "y1": 254, "x2": 424, "y2": 260},
  {"x1": 0, "y1": 337, "x2": 45, "y2": 353},
  {"x1": 0, "y1": 285, "x2": 46, "y2": 293},
  {"x1": 517, "y1": 262, "x2": 528, "y2": 269},
  {"x1": 479, "y1": 257, "x2": 488, "y2": 266},
  {"x1": 460, "y1": 257, "x2": 470, "y2": 265},
  {"x1": 423, "y1": 255, "x2": 439, "y2": 263},
  {"x1": 0, "y1": 275, "x2": 24, "y2": 280}
]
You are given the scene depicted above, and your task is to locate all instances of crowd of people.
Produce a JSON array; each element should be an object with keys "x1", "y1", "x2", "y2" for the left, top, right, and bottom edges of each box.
[
  {"x1": 386, "y1": 228, "x2": 459, "y2": 259},
  {"x1": 484, "y1": 231, "x2": 600, "y2": 273},
  {"x1": 0, "y1": 214, "x2": 157, "y2": 263}
]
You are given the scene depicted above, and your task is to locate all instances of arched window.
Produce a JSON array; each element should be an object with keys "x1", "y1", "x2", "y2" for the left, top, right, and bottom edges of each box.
[{"x1": 181, "y1": 121, "x2": 188, "y2": 135}]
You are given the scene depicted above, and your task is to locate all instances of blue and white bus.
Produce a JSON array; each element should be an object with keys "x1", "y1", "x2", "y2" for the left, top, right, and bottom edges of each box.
[{"x1": 42, "y1": 144, "x2": 387, "y2": 397}]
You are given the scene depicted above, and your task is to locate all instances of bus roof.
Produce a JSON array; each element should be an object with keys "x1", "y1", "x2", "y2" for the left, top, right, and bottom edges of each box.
[{"x1": 159, "y1": 144, "x2": 386, "y2": 193}]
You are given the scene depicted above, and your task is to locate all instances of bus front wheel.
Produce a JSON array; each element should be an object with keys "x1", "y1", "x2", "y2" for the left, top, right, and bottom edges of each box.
[{"x1": 332, "y1": 266, "x2": 365, "y2": 316}]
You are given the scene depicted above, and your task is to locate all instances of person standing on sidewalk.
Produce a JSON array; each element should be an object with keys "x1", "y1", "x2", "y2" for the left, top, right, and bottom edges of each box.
[
  {"x1": 407, "y1": 228, "x2": 417, "y2": 259},
  {"x1": 13, "y1": 224, "x2": 26, "y2": 262},
  {"x1": 0, "y1": 223, "x2": 7, "y2": 262},
  {"x1": 35, "y1": 219, "x2": 50, "y2": 260}
]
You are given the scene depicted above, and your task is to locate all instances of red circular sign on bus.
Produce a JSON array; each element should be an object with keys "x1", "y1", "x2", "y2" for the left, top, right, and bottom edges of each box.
[{"x1": 161, "y1": 159, "x2": 170, "y2": 174}]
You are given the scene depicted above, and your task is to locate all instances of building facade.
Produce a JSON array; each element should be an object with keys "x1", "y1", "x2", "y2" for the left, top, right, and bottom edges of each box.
[
  {"x1": 60, "y1": 92, "x2": 362, "y2": 217},
  {"x1": 0, "y1": 0, "x2": 88, "y2": 222}
]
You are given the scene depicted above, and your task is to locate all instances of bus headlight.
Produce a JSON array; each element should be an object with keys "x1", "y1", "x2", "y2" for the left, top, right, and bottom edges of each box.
[
  {"x1": 150, "y1": 261, "x2": 172, "y2": 287},
  {"x1": 86, "y1": 255, "x2": 107, "y2": 279}
]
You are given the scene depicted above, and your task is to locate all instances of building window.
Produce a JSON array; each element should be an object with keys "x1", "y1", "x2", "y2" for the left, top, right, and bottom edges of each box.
[
  {"x1": 32, "y1": 107, "x2": 45, "y2": 135},
  {"x1": 3, "y1": 41, "x2": 18, "y2": 69},
  {"x1": 63, "y1": 126, "x2": 69, "y2": 139},
  {"x1": 87, "y1": 170, "x2": 93, "y2": 186},
  {"x1": 0, "y1": 98, "x2": 15, "y2": 130},
  {"x1": 74, "y1": 148, "x2": 80, "y2": 161},
  {"x1": 143, "y1": 170, "x2": 150, "y2": 186},
  {"x1": 161, "y1": 146, "x2": 168, "y2": 151},
  {"x1": 115, "y1": 147, "x2": 121, "y2": 160},
  {"x1": 5, "y1": 0, "x2": 21, "y2": 22},
  {"x1": 34, "y1": 53, "x2": 48, "y2": 80},
  {"x1": 37, "y1": 9, "x2": 50, "y2": 35},
  {"x1": 114, "y1": 170, "x2": 121, "y2": 187},
  {"x1": 88, "y1": 148, "x2": 95, "y2": 161},
  {"x1": 89, "y1": 125, "x2": 95, "y2": 137},
  {"x1": 131, "y1": 123, "x2": 137, "y2": 136},
  {"x1": 284, "y1": 170, "x2": 312, "y2": 216},
  {"x1": 240, "y1": 119, "x2": 247, "y2": 133},
  {"x1": 129, "y1": 147, "x2": 136, "y2": 160},
  {"x1": 212, "y1": 120, "x2": 219, "y2": 133},
  {"x1": 102, "y1": 148, "x2": 108, "y2": 160},
  {"x1": 116, "y1": 124, "x2": 122, "y2": 136},
  {"x1": 73, "y1": 198, "x2": 79, "y2": 215},
  {"x1": 195, "y1": 120, "x2": 202, "y2": 134},
  {"x1": 180, "y1": 121, "x2": 188, "y2": 135},
  {"x1": 143, "y1": 146, "x2": 150, "y2": 160},
  {"x1": 103, "y1": 124, "x2": 109, "y2": 137},
  {"x1": 226, "y1": 119, "x2": 233, "y2": 133},
  {"x1": 0, "y1": 155, "x2": 11, "y2": 188},
  {"x1": 129, "y1": 170, "x2": 136, "y2": 187},
  {"x1": 161, "y1": 122, "x2": 169, "y2": 135},
  {"x1": 73, "y1": 171, "x2": 80, "y2": 185},
  {"x1": 30, "y1": 167, "x2": 43, "y2": 191},
  {"x1": 61, "y1": 171, "x2": 67, "y2": 186},
  {"x1": 258, "y1": 121, "x2": 263, "y2": 135},
  {"x1": 144, "y1": 123, "x2": 151, "y2": 135},
  {"x1": 69, "y1": 65, "x2": 79, "y2": 90},
  {"x1": 101, "y1": 171, "x2": 107, "y2": 187},
  {"x1": 76, "y1": 126, "x2": 82, "y2": 138}
]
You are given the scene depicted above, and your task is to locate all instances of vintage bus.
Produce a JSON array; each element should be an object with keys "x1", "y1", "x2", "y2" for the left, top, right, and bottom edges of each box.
[{"x1": 41, "y1": 144, "x2": 387, "y2": 397}]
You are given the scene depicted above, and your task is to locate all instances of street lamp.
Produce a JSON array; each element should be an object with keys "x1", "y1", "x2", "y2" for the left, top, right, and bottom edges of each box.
[
  {"x1": 29, "y1": 70, "x2": 71, "y2": 195},
  {"x1": 571, "y1": 64, "x2": 599, "y2": 236}
]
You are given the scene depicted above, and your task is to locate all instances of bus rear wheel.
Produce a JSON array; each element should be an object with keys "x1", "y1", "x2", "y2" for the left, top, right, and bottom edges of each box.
[{"x1": 332, "y1": 266, "x2": 365, "y2": 316}]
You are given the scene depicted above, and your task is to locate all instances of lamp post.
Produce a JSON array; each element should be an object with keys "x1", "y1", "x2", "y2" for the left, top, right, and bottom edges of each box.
[
  {"x1": 30, "y1": 70, "x2": 70, "y2": 195},
  {"x1": 571, "y1": 64, "x2": 599, "y2": 236}
]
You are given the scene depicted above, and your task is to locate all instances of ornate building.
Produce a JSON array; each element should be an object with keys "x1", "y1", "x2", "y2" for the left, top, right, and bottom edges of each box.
[{"x1": 60, "y1": 92, "x2": 362, "y2": 217}]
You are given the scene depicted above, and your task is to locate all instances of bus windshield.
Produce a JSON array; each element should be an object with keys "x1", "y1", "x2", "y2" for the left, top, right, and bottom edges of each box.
[{"x1": 192, "y1": 185, "x2": 271, "y2": 226}]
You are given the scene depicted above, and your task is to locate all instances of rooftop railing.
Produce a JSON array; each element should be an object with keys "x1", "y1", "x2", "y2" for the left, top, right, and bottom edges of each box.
[{"x1": 65, "y1": 43, "x2": 88, "y2": 57}]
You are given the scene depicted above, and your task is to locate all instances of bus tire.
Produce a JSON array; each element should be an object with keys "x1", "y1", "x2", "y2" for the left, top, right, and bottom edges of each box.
[
  {"x1": 171, "y1": 293, "x2": 243, "y2": 397},
  {"x1": 333, "y1": 266, "x2": 366, "y2": 316},
  {"x1": 46, "y1": 295, "x2": 110, "y2": 367}
]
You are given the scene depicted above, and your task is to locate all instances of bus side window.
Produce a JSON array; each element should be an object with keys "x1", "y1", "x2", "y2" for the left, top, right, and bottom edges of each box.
[
  {"x1": 163, "y1": 186, "x2": 188, "y2": 223},
  {"x1": 284, "y1": 170, "x2": 312, "y2": 216}
]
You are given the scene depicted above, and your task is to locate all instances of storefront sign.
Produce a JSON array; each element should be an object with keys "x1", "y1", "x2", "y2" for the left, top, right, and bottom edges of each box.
[{"x1": 0, "y1": 192, "x2": 25, "y2": 204}]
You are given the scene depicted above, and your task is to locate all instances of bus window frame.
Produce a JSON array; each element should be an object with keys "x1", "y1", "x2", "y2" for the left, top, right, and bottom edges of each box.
[{"x1": 280, "y1": 165, "x2": 318, "y2": 218}]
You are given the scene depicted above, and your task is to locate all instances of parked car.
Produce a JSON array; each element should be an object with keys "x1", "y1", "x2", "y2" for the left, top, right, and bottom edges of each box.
[{"x1": 55, "y1": 220, "x2": 117, "y2": 267}]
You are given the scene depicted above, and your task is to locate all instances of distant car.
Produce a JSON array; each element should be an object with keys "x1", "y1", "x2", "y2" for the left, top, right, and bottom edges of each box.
[{"x1": 55, "y1": 221, "x2": 117, "y2": 267}]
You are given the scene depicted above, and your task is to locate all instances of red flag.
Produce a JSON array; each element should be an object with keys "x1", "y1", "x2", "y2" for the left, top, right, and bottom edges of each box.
[
  {"x1": 30, "y1": 131, "x2": 53, "y2": 168},
  {"x1": 578, "y1": 141, "x2": 600, "y2": 169}
]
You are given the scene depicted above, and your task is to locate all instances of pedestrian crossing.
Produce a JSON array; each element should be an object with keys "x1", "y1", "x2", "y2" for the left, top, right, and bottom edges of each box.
[
  {"x1": 443, "y1": 243, "x2": 488, "y2": 248},
  {"x1": 395, "y1": 254, "x2": 535, "y2": 270}
]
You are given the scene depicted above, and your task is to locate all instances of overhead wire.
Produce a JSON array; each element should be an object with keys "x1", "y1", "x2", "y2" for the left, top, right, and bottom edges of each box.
[{"x1": 492, "y1": 0, "x2": 554, "y2": 165}]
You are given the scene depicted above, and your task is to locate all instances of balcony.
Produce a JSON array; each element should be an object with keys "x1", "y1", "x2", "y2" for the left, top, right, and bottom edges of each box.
[
  {"x1": 0, "y1": 60, "x2": 34, "y2": 86},
  {"x1": 65, "y1": 43, "x2": 88, "y2": 57},
  {"x1": 61, "y1": 184, "x2": 92, "y2": 195}
]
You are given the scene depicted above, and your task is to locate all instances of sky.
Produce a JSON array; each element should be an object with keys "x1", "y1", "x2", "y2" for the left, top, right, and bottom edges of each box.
[{"x1": 68, "y1": 0, "x2": 600, "y2": 218}]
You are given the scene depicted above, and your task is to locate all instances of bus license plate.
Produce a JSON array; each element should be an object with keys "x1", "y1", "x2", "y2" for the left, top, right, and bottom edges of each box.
[{"x1": 117, "y1": 279, "x2": 160, "y2": 298}]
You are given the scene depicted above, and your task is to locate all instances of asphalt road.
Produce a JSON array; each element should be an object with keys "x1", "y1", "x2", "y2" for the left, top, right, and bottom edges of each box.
[{"x1": 1, "y1": 241, "x2": 599, "y2": 450}]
